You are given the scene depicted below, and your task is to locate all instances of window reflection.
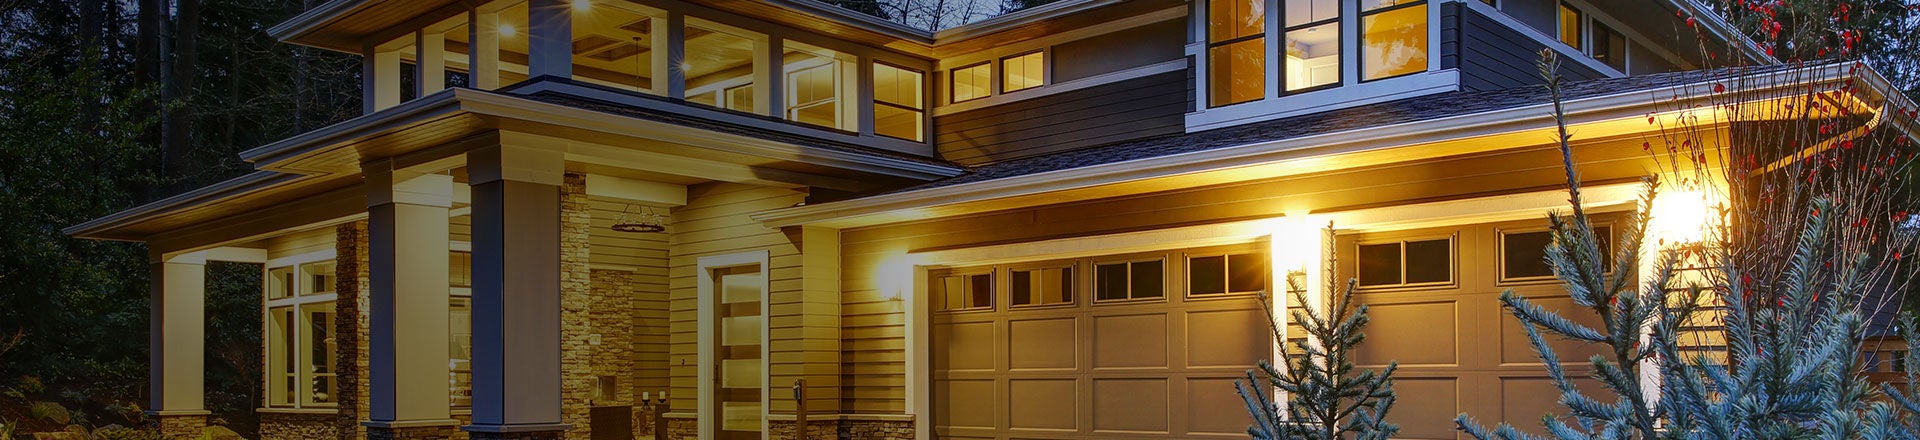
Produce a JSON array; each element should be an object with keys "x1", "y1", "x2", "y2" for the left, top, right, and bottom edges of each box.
[{"x1": 1360, "y1": 2, "x2": 1428, "y2": 81}]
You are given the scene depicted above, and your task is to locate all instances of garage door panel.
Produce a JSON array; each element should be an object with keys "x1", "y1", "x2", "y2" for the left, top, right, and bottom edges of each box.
[
  {"x1": 1186, "y1": 377, "x2": 1256, "y2": 435},
  {"x1": 937, "y1": 321, "x2": 998, "y2": 372},
  {"x1": 1499, "y1": 376, "x2": 1608, "y2": 437},
  {"x1": 1092, "y1": 378, "x2": 1170, "y2": 434},
  {"x1": 1094, "y1": 313, "x2": 1169, "y2": 369},
  {"x1": 1010, "y1": 317, "x2": 1079, "y2": 371},
  {"x1": 1498, "y1": 294, "x2": 1608, "y2": 365},
  {"x1": 1010, "y1": 378, "x2": 1079, "y2": 431},
  {"x1": 936, "y1": 379, "x2": 998, "y2": 430},
  {"x1": 1185, "y1": 308, "x2": 1270, "y2": 368},
  {"x1": 1355, "y1": 300, "x2": 1459, "y2": 367},
  {"x1": 1388, "y1": 377, "x2": 1462, "y2": 440}
]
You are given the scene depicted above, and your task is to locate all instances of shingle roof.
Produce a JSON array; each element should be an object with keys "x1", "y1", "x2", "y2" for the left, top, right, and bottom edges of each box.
[{"x1": 889, "y1": 66, "x2": 1770, "y2": 193}]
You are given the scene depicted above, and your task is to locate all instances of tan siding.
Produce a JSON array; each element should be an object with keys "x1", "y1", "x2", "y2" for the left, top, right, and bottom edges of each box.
[{"x1": 264, "y1": 226, "x2": 337, "y2": 259}]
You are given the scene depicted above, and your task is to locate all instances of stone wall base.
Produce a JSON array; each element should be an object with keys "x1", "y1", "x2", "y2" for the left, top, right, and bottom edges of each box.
[
  {"x1": 259, "y1": 412, "x2": 341, "y2": 440},
  {"x1": 154, "y1": 413, "x2": 207, "y2": 440},
  {"x1": 767, "y1": 419, "x2": 839, "y2": 440},
  {"x1": 664, "y1": 417, "x2": 696, "y2": 440},
  {"x1": 654, "y1": 417, "x2": 912, "y2": 440},
  {"x1": 368, "y1": 424, "x2": 463, "y2": 440},
  {"x1": 466, "y1": 430, "x2": 569, "y2": 440},
  {"x1": 837, "y1": 419, "x2": 913, "y2": 440}
]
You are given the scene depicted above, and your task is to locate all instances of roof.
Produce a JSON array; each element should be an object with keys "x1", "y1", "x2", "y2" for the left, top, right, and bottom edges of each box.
[{"x1": 896, "y1": 67, "x2": 1759, "y2": 193}]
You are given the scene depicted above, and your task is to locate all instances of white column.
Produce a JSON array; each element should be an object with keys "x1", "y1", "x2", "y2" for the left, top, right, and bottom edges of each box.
[
  {"x1": 463, "y1": 140, "x2": 571, "y2": 436},
  {"x1": 471, "y1": 8, "x2": 502, "y2": 90},
  {"x1": 150, "y1": 251, "x2": 207, "y2": 416},
  {"x1": 364, "y1": 163, "x2": 457, "y2": 430},
  {"x1": 365, "y1": 43, "x2": 403, "y2": 111},
  {"x1": 418, "y1": 30, "x2": 447, "y2": 94},
  {"x1": 526, "y1": 0, "x2": 572, "y2": 79}
]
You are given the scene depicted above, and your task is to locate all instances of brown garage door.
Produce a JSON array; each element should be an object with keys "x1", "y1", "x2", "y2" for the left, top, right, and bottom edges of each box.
[
  {"x1": 931, "y1": 244, "x2": 1272, "y2": 439},
  {"x1": 1338, "y1": 218, "x2": 1616, "y2": 439}
]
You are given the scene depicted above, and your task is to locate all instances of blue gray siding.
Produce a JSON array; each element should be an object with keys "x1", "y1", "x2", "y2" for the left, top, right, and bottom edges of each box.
[
  {"x1": 934, "y1": 69, "x2": 1189, "y2": 165},
  {"x1": 1447, "y1": 3, "x2": 1604, "y2": 92}
]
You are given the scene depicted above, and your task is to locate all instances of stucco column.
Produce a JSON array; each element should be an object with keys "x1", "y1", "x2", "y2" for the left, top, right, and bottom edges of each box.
[
  {"x1": 527, "y1": 0, "x2": 572, "y2": 79},
  {"x1": 363, "y1": 164, "x2": 460, "y2": 439},
  {"x1": 149, "y1": 251, "x2": 208, "y2": 439},
  {"x1": 463, "y1": 142, "x2": 572, "y2": 440}
]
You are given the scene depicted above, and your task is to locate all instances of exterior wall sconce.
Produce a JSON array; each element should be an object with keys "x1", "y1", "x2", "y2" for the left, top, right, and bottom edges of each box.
[{"x1": 1650, "y1": 189, "x2": 1714, "y2": 245}]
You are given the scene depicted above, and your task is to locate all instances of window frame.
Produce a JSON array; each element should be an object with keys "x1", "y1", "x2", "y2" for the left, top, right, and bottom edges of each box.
[
  {"x1": 949, "y1": 61, "x2": 993, "y2": 104},
  {"x1": 1588, "y1": 19, "x2": 1628, "y2": 73},
  {"x1": 1005, "y1": 260, "x2": 1078, "y2": 309},
  {"x1": 1204, "y1": 0, "x2": 1268, "y2": 108},
  {"x1": 930, "y1": 268, "x2": 998, "y2": 313},
  {"x1": 1352, "y1": 233, "x2": 1457, "y2": 290},
  {"x1": 871, "y1": 60, "x2": 927, "y2": 142},
  {"x1": 1497, "y1": 223, "x2": 1616, "y2": 284},
  {"x1": 1558, "y1": 3, "x2": 1585, "y2": 51},
  {"x1": 1356, "y1": 0, "x2": 1432, "y2": 84},
  {"x1": 1091, "y1": 253, "x2": 1171, "y2": 304},
  {"x1": 1183, "y1": 244, "x2": 1271, "y2": 299},
  {"x1": 999, "y1": 50, "x2": 1046, "y2": 94},
  {"x1": 262, "y1": 252, "x2": 340, "y2": 409},
  {"x1": 1280, "y1": 1, "x2": 1343, "y2": 95}
]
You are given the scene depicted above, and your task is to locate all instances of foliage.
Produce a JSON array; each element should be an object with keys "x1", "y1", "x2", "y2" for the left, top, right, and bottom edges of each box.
[
  {"x1": 0, "y1": 417, "x2": 13, "y2": 440},
  {"x1": 1237, "y1": 257, "x2": 1399, "y2": 440},
  {"x1": 1710, "y1": 0, "x2": 1920, "y2": 97}
]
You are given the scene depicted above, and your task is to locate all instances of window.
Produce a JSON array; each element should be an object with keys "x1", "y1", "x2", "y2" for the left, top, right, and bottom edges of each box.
[
  {"x1": 933, "y1": 271, "x2": 994, "y2": 311},
  {"x1": 568, "y1": 3, "x2": 660, "y2": 93},
  {"x1": 951, "y1": 62, "x2": 991, "y2": 103},
  {"x1": 1095, "y1": 259, "x2": 1165, "y2": 301},
  {"x1": 1189, "y1": 251, "x2": 1268, "y2": 296},
  {"x1": 872, "y1": 62, "x2": 925, "y2": 141},
  {"x1": 1360, "y1": 0, "x2": 1428, "y2": 81},
  {"x1": 684, "y1": 22, "x2": 761, "y2": 114},
  {"x1": 1501, "y1": 226, "x2": 1612, "y2": 281},
  {"x1": 1001, "y1": 51, "x2": 1044, "y2": 93},
  {"x1": 1010, "y1": 266, "x2": 1072, "y2": 306},
  {"x1": 785, "y1": 41, "x2": 855, "y2": 130},
  {"x1": 265, "y1": 259, "x2": 339, "y2": 408},
  {"x1": 1590, "y1": 22, "x2": 1627, "y2": 72},
  {"x1": 1558, "y1": 4, "x2": 1583, "y2": 50},
  {"x1": 1207, "y1": 0, "x2": 1266, "y2": 106},
  {"x1": 1356, "y1": 237, "x2": 1452, "y2": 287},
  {"x1": 1284, "y1": 0, "x2": 1340, "y2": 92},
  {"x1": 449, "y1": 251, "x2": 473, "y2": 408}
]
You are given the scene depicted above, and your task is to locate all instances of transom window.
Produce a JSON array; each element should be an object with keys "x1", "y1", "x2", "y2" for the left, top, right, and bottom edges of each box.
[
  {"x1": 1356, "y1": 236, "x2": 1453, "y2": 287},
  {"x1": 928, "y1": 244, "x2": 1267, "y2": 312},
  {"x1": 1001, "y1": 51, "x2": 1045, "y2": 93},
  {"x1": 1010, "y1": 265, "x2": 1073, "y2": 306},
  {"x1": 933, "y1": 271, "x2": 995, "y2": 311},
  {"x1": 1096, "y1": 259, "x2": 1166, "y2": 301},
  {"x1": 1188, "y1": 251, "x2": 1268, "y2": 296},
  {"x1": 950, "y1": 62, "x2": 992, "y2": 103}
]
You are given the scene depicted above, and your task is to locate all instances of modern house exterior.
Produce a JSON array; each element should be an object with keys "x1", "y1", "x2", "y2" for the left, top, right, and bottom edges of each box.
[{"x1": 62, "y1": 0, "x2": 1920, "y2": 439}]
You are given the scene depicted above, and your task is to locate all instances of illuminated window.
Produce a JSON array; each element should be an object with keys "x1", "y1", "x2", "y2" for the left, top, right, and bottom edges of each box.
[
  {"x1": 265, "y1": 259, "x2": 339, "y2": 408},
  {"x1": 449, "y1": 251, "x2": 473, "y2": 408},
  {"x1": 1189, "y1": 252, "x2": 1267, "y2": 296},
  {"x1": 1559, "y1": 4, "x2": 1583, "y2": 50},
  {"x1": 1095, "y1": 259, "x2": 1165, "y2": 301},
  {"x1": 684, "y1": 21, "x2": 761, "y2": 114},
  {"x1": 872, "y1": 62, "x2": 925, "y2": 141},
  {"x1": 1591, "y1": 22, "x2": 1626, "y2": 72},
  {"x1": 1284, "y1": 0, "x2": 1340, "y2": 91},
  {"x1": 568, "y1": 2, "x2": 661, "y2": 93},
  {"x1": 1360, "y1": 0, "x2": 1428, "y2": 81},
  {"x1": 1207, "y1": 0, "x2": 1266, "y2": 106},
  {"x1": 933, "y1": 271, "x2": 994, "y2": 311},
  {"x1": 1001, "y1": 51, "x2": 1044, "y2": 93},
  {"x1": 1356, "y1": 237, "x2": 1452, "y2": 287},
  {"x1": 1010, "y1": 266, "x2": 1073, "y2": 306},
  {"x1": 951, "y1": 62, "x2": 991, "y2": 103},
  {"x1": 785, "y1": 41, "x2": 856, "y2": 130}
]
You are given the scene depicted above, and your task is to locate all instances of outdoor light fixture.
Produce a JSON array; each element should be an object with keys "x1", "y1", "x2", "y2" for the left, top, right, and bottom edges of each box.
[
  {"x1": 574, "y1": 0, "x2": 592, "y2": 10},
  {"x1": 611, "y1": 204, "x2": 668, "y2": 233},
  {"x1": 499, "y1": 23, "x2": 517, "y2": 37},
  {"x1": 1650, "y1": 189, "x2": 1713, "y2": 244}
]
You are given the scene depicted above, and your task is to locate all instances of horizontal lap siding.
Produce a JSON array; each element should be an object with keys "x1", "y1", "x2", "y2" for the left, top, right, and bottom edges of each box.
[
  {"x1": 1454, "y1": 3, "x2": 1604, "y2": 92},
  {"x1": 841, "y1": 136, "x2": 1667, "y2": 413},
  {"x1": 934, "y1": 70, "x2": 1190, "y2": 166}
]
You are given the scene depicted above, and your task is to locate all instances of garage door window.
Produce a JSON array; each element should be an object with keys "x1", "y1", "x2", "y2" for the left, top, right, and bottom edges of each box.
[
  {"x1": 1011, "y1": 265, "x2": 1074, "y2": 307},
  {"x1": 934, "y1": 272, "x2": 995, "y2": 311},
  {"x1": 1356, "y1": 236, "x2": 1453, "y2": 288},
  {"x1": 1188, "y1": 251, "x2": 1267, "y2": 296},
  {"x1": 1095, "y1": 259, "x2": 1165, "y2": 301},
  {"x1": 1501, "y1": 225, "x2": 1612, "y2": 281}
]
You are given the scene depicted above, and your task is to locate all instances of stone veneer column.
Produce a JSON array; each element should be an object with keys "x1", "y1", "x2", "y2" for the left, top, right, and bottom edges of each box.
[
  {"x1": 336, "y1": 221, "x2": 373, "y2": 440},
  {"x1": 364, "y1": 166, "x2": 460, "y2": 438},
  {"x1": 559, "y1": 173, "x2": 593, "y2": 440},
  {"x1": 464, "y1": 142, "x2": 571, "y2": 440},
  {"x1": 149, "y1": 251, "x2": 208, "y2": 440}
]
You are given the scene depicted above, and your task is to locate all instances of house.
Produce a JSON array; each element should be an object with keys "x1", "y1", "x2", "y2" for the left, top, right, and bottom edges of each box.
[{"x1": 62, "y1": 0, "x2": 1919, "y2": 439}]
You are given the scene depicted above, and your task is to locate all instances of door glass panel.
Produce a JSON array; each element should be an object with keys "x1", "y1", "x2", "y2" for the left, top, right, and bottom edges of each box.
[
  {"x1": 1130, "y1": 260, "x2": 1165, "y2": 298},
  {"x1": 1190, "y1": 256, "x2": 1227, "y2": 295},
  {"x1": 714, "y1": 266, "x2": 763, "y2": 439},
  {"x1": 1404, "y1": 238, "x2": 1451, "y2": 283},
  {"x1": 1357, "y1": 243, "x2": 1402, "y2": 286}
]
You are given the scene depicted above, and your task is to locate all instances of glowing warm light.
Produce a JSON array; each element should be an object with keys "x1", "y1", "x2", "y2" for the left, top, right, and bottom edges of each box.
[
  {"x1": 1650, "y1": 189, "x2": 1712, "y2": 244},
  {"x1": 1270, "y1": 214, "x2": 1320, "y2": 273},
  {"x1": 875, "y1": 256, "x2": 911, "y2": 301},
  {"x1": 499, "y1": 23, "x2": 517, "y2": 37},
  {"x1": 573, "y1": 0, "x2": 591, "y2": 10}
]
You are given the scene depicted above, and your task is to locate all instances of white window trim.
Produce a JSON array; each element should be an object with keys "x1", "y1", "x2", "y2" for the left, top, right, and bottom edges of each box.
[
  {"x1": 261, "y1": 249, "x2": 340, "y2": 409},
  {"x1": 695, "y1": 250, "x2": 771, "y2": 438}
]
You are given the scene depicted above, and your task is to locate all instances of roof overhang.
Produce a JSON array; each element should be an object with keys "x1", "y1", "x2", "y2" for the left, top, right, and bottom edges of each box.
[{"x1": 753, "y1": 62, "x2": 1919, "y2": 230}]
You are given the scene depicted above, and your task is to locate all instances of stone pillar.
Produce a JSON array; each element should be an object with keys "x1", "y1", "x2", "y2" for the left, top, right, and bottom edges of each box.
[
  {"x1": 560, "y1": 173, "x2": 594, "y2": 440},
  {"x1": 464, "y1": 141, "x2": 571, "y2": 440},
  {"x1": 364, "y1": 164, "x2": 460, "y2": 438},
  {"x1": 149, "y1": 250, "x2": 208, "y2": 439},
  {"x1": 336, "y1": 221, "x2": 373, "y2": 440},
  {"x1": 526, "y1": 0, "x2": 572, "y2": 79}
]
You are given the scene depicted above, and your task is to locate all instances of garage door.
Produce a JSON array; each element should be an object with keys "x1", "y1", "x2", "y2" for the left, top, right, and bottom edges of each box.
[
  {"x1": 1338, "y1": 218, "x2": 1616, "y2": 439},
  {"x1": 931, "y1": 244, "x2": 1272, "y2": 439}
]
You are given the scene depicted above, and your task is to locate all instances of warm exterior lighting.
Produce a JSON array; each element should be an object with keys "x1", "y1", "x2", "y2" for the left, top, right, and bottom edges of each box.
[
  {"x1": 876, "y1": 257, "x2": 910, "y2": 301},
  {"x1": 1650, "y1": 189, "x2": 1712, "y2": 244},
  {"x1": 574, "y1": 0, "x2": 592, "y2": 10},
  {"x1": 499, "y1": 23, "x2": 517, "y2": 37},
  {"x1": 1271, "y1": 214, "x2": 1320, "y2": 273}
]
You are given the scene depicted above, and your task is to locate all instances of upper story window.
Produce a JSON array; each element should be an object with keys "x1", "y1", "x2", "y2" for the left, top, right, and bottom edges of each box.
[
  {"x1": 685, "y1": 21, "x2": 762, "y2": 113},
  {"x1": 1590, "y1": 20, "x2": 1627, "y2": 72},
  {"x1": 1284, "y1": 0, "x2": 1340, "y2": 92},
  {"x1": 784, "y1": 41, "x2": 857, "y2": 132},
  {"x1": 1558, "y1": 3, "x2": 1584, "y2": 50},
  {"x1": 1001, "y1": 51, "x2": 1045, "y2": 93},
  {"x1": 1206, "y1": 0, "x2": 1266, "y2": 107},
  {"x1": 1359, "y1": 0, "x2": 1429, "y2": 81},
  {"x1": 571, "y1": 2, "x2": 662, "y2": 92},
  {"x1": 951, "y1": 62, "x2": 992, "y2": 103},
  {"x1": 873, "y1": 62, "x2": 926, "y2": 141}
]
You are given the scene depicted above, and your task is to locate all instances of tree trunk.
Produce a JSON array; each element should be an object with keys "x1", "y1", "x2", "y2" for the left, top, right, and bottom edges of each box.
[
  {"x1": 136, "y1": 0, "x2": 166, "y2": 200},
  {"x1": 162, "y1": 0, "x2": 199, "y2": 192}
]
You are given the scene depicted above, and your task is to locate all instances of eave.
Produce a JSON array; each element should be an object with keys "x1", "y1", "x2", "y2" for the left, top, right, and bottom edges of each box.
[{"x1": 753, "y1": 62, "x2": 1911, "y2": 230}]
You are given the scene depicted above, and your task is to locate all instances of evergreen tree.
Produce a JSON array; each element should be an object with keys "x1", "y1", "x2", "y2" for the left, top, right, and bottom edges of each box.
[{"x1": 1237, "y1": 236, "x2": 1399, "y2": 440}]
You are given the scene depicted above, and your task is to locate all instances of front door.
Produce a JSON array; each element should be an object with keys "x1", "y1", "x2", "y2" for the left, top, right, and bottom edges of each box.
[{"x1": 714, "y1": 265, "x2": 764, "y2": 440}]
